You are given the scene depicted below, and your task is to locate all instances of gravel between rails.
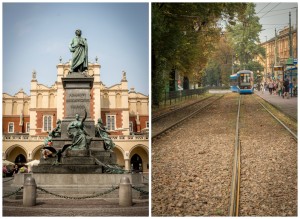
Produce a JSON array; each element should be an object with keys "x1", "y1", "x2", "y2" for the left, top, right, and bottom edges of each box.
[
  {"x1": 238, "y1": 95, "x2": 297, "y2": 216},
  {"x1": 152, "y1": 93, "x2": 239, "y2": 216},
  {"x1": 152, "y1": 95, "x2": 222, "y2": 138}
]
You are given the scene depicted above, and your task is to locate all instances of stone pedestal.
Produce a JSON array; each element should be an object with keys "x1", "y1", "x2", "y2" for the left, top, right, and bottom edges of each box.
[
  {"x1": 61, "y1": 73, "x2": 95, "y2": 138},
  {"x1": 32, "y1": 72, "x2": 118, "y2": 175}
]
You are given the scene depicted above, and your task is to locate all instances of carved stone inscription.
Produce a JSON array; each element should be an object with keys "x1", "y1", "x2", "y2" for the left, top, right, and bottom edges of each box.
[{"x1": 65, "y1": 89, "x2": 90, "y2": 118}]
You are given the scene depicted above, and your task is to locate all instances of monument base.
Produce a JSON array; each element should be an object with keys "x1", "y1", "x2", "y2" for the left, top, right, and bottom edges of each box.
[{"x1": 12, "y1": 173, "x2": 148, "y2": 199}]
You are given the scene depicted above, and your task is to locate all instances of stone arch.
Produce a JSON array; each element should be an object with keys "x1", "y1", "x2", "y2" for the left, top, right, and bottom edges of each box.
[
  {"x1": 129, "y1": 144, "x2": 149, "y2": 155},
  {"x1": 31, "y1": 144, "x2": 44, "y2": 161},
  {"x1": 5, "y1": 144, "x2": 28, "y2": 165},
  {"x1": 112, "y1": 144, "x2": 125, "y2": 168},
  {"x1": 129, "y1": 144, "x2": 149, "y2": 173}
]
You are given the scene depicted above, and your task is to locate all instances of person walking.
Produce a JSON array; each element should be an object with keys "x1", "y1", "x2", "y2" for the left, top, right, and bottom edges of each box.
[
  {"x1": 283, "y1": 77, "x2": 289, "y2": 99},
  {"x1": 277, "y1": 81, "x2": 282, "y2": 97},
  {"x1": 289, "y1": 81, "x2": 294, "y2": 97},
  {"x1": 268, "y1": 81, "x2": 274, "y2": 95},
  {"x1": 261, "y1": 82, "x2": 264, "y2": 94}
]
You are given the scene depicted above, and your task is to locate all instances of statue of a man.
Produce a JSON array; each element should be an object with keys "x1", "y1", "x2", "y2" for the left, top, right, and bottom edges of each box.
[
  {"x1": 67, "y1": 110, "x2": 88, "y2": 150},
  {"x1": 69, "y1": 29, "x2": 88, "y2": 73},
  {"x1": 50, "y1": 119, "x2": 61, "y2": 137},
  {"x1": 95, "y1": 118, "x2": 115, "y2": 151}
]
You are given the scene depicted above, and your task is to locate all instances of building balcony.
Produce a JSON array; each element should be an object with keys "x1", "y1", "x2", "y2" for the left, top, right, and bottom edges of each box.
[{"x1": 3, "y1": 134, "x2": 149, "y2": 142}]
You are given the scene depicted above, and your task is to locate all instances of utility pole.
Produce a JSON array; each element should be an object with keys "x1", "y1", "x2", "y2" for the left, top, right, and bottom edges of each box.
[
  {"x1": 296, "y1": 7, "x2": 298, "y2": 58},
  {"x1": 275, "y1": 28, "x2": 278, "y2": 66},
  {"x1": 265, "y1": 36, "x2": 268, "y2": 79},
  {"x1": 289, "y1": 11, "x2": 293, "y2": 58}
]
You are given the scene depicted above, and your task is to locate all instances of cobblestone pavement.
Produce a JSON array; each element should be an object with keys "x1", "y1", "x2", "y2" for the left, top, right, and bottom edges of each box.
[
  {"x1": 3, "y1": 177, "x2": 149, "y2": 217},
  {"x1": 3, "y1": 198, "x2": 149, "y2": 216}
]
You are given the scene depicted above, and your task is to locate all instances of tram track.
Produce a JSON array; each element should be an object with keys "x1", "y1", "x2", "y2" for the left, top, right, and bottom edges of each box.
[
  {"x1": 229, "y1": 94, "x2": 297, "y2": 216},
  {"x1": 152, "y1": 93, "x2": 297, "y2": 216},
  {"x1": 152, "y1": 95, "x2": 224, "y2": 139},
  {"x1": 152, "y1": 96, "x2": 214, "y2": 122}
]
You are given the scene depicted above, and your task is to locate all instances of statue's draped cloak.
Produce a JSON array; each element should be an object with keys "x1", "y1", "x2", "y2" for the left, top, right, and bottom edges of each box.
[{"x1": 69, "y1": 36, "x2": 88, "y2": 71}]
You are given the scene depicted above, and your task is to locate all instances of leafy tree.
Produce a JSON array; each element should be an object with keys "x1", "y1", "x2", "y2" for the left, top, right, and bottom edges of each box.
[
  {"x1": 227, "y1": 3, "x2": 266, "y2": 69},
  {"x1": 152, "y1": 3, "x2": 247, "y2": 106}
]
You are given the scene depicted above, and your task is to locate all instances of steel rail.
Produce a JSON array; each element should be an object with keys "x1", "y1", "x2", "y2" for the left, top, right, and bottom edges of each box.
[
  {"x1": 152, "y1": 95, "x2": 224, "y2": 140},
  {"x1": 229, "y1": 94, "x2": 297, "y2": 217},
  {"x1": 152, "y1": 96, "x2": 214, "y2": 122},
  {"x1": 256, "y1": 97, "x2": 297, "y2": 141},
  {"x1": 229, "y1": 94, "x2": 242, "y2": 216}
]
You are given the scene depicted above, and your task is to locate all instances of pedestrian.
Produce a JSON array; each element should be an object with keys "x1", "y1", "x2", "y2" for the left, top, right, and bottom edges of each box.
[
  {"x1": 13, "y1": 164, "x2": 19, "y2": 175},
  {"x1": 3, "y1": 165, "x2": 8, "y2": 177},
  {"x1": 289, "y1": 81, "x2": 294, "y2": 97},
  {"x1": 261, "y1": 82, "x2": 264, "y2": 94},
  {"x1": 273, "y1": 81, "x2": 277, "y2": 95},
  {"x1": 277, "y1": 81, "x2": 282, "y2": 97},
  {"x1": 283, "y1": 77, "x2": 289, "y2": 99},
  {"x1": 268, "y1": 81, "x2": 273, "y2": 95}
]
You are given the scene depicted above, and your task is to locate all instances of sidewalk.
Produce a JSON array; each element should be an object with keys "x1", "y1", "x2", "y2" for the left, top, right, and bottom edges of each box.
[{"x1": 255, "y1": 90, "x2": 297, "y2": 121}]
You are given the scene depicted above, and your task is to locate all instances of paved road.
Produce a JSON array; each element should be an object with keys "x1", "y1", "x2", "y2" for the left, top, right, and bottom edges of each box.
[{"x1": 255, "y1": 90, "x2": 297, "y2": 121}]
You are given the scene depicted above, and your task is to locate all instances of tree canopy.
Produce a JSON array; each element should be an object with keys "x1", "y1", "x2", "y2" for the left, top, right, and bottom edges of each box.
[{"x1": 152, "y1": 3, "x2": 247, "y2": 106}]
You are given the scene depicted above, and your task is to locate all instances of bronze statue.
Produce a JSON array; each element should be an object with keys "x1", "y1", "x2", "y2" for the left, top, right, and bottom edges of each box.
[
  {"x1": 95, "y1": 118, "x2": 115, "y2": 151},
  {"x1": 67, "y1": 110, "x2": 89, "y2": 150},
  {"x1": 69, "y1": 29, "x2": 88, "y2": 73},
  {"x1": 50, "y1": 119, "x2": 61, "y2": 137}
]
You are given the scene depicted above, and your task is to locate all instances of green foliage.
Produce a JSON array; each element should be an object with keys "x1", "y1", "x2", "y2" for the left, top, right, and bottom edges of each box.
[
  {"x1": 152, "y1": 3, "x2": 247, "y2": 105},
  {"x1": 227, "y1": 3, "x2": 266, "y2": 69},
  {"x1": 244, "y1": 60, "x2": 265, "y2": 83},
  {"x1": 204, "y1": 60, "x2": 221, "y2": 86}
]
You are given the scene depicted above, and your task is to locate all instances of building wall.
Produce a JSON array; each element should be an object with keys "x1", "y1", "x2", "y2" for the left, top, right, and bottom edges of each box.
[
  {"x1": 3, "y1": 61, "x2": 149, "y2": 173},
  {"x1": 259, "y1": 27, "x2": 297, "y2": 77}
]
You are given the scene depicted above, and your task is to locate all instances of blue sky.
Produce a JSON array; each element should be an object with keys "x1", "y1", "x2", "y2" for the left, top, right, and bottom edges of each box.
[
  {"x1": 3, "y1": 3, "x2": 149, "y2": 96},
  {"x1": 255, "y1": 2, "x2": 297, "y2": 43}
]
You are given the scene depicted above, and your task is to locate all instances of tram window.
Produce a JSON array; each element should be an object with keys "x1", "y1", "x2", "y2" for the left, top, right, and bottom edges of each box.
[{"x1": 240, "y1": 74, "x2": 251, "y2": 85}]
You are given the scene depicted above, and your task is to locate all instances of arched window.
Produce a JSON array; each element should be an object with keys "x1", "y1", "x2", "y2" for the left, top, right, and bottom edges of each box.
[
  {"x1": 49, "y1": 93, "x2": 55, "y2": 108},
  {"x1": 43, "y1": 115, "x2": 52, "y2": 132},
  {"x1": 116, "y1": 93, "x2": 122, "y2": 108},
  {"x1": 12, "y1": 101, "x2": 18, "y2": 115},
  {"x1": 37, "y1": 93, "x2": 43, "y2": 108},
  {"x1": 24, "y1": 101, "x2": 29, "y2": 115},
  {"x1": 8, "y1": 122, "x2": 14, "y2": 133},
  {"x1": 106, "y1": 114, "x2": 116, "y2": 131},
  {"x1": 2, "y1": 101, "x2": 5, "y2": 115},
  {"x1": 136, "y1": 101, "x2": 142, "y2": 114},
  {"x1": 130, "y1": 154, "x2": 143, "y2": 173},
  {"x1": 103, "y1": 93, "x2": 109, "y2": 108}
]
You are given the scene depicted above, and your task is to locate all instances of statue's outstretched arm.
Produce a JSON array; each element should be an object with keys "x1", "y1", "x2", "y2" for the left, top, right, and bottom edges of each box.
[{"x1": 82, "y1": 108, "x2": 87, "y2": 123}]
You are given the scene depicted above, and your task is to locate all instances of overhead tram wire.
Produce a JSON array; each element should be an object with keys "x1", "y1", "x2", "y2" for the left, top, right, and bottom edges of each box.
[
  {"x1": 256, "y1": 6, "x2": 297, "y2": 14},
  {"x1": 256, "y1": 2, "x2": 271, "y2": 14},
  {"x1": 260, "y1": 3, "x2": 281, "y2": 19},
  {"x1": 262, "y1": 12, "x2": 293, "y2": 18}
]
